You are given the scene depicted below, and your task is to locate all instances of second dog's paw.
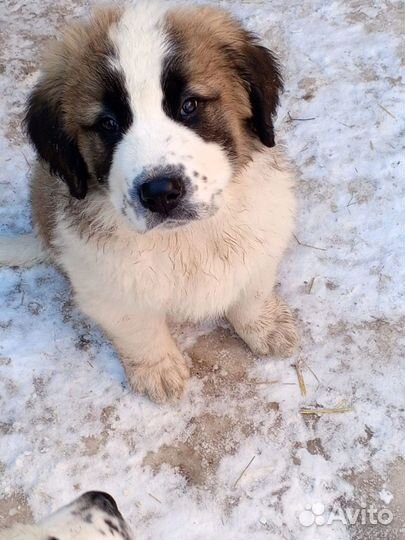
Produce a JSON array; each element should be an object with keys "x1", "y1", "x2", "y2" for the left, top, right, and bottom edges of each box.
[
  {"x1": 127, "y1": 352, "x2": 190, "y2": 403},
  {"x1": 234, "y1": 297, "x2": 298, "y2": 357}
]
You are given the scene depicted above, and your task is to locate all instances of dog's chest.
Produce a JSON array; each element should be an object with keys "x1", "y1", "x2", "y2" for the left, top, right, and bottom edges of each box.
[
  {"x1": 123, "y1": 225, "x2": 262, "y2": 317},
  {"x1": 61, "y1": 219, "x2": 265, "y2": 319}
]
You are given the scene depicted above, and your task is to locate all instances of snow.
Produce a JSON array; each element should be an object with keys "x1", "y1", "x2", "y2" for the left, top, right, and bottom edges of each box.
[{"x1": 0, "y1": 0, "x2": 404, "y2": 539}]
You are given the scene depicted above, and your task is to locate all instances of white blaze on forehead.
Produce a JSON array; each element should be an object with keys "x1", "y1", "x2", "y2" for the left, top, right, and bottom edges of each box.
[
  {"x1": 106, "y1": 3, "x2": 233, "y2": 232},
  {"x1": 109, "y1": 3, "x2": 170, "y2": 120}
]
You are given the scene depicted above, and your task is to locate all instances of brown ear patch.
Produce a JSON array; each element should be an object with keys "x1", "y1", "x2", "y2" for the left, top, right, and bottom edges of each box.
[
  {"x1": 230, "y1": 35, "x2": 283, "y2": 147},
  {"x1": 25, "y1": 7, "x2": 129, "y2": 199},
  {"x1": 164, "y1": 6, "x2": 283, "y2": 164}
]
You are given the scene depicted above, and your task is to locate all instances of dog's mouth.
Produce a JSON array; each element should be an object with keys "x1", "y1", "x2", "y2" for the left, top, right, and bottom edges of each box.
[
  {"x1": 145, "y1": 199, "x2": 222, "y2": 231},
  {"x1": 119, "y1": 192, "x2": 221, "y2": 233},
  {"x1": 147, "y1": 210, "x2": 198, "y2": 231},
  {"x1": 157, "y1": 218, "x2": 192, "y2": 229}
]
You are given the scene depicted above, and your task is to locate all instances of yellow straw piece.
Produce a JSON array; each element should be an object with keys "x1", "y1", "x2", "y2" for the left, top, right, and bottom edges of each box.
[
  {"x1": 294, "y1": 363, "x2": 307, "y2": 397},
  {"x1": 300, "y1": 406, "x2": 353, "y2": 415}
]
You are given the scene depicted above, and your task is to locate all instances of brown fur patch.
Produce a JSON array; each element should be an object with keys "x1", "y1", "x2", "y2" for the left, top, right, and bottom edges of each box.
[
  {"x1": 164, "y1": 5, "x2": 282, "y2": 165},
  {"x1": 38, "y1": 6, "x2": 128, "y2": 166},
  {"x1": 40, "y1": 7, "x2": 124, "y2": 126},
  {"x1": 29, "y1": 7, "x2": 125, "y2": 243},
  {"x1": 164, "y1": 7, "x2": 254, "y2": 168},
  {"x1": 30, "y1": 162, "x2": 59, "y2": 248}
]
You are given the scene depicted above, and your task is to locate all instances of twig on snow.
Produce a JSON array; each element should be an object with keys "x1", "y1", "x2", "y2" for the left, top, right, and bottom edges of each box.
[
  {"x1": 293, "y1": 234, "x2": 327, "y2": 251},
  {"x1": 287, "y1": 112, "x2": 316, "y2": 122},
  {"x1": 148, "y1": 493, "x2": 162, "y2": 504},
  {"x1": 305, "y1": 363, "x2": 321, "y2": 387},
  {"x1": 249, "y1": 379, "x2": 280, "y2": 385},
  {"x1": 234, "y1": 455, "x2": 256, "y2": 488},
  {"x1": 293, "y1": 361, "x2": 307, "y2": 397},
  {"x1": 377, "y1": 103, "x2": 396, "y2": 119},
  {"x1": 307, "y1": 277, "x2": 316, "y2": 294}
]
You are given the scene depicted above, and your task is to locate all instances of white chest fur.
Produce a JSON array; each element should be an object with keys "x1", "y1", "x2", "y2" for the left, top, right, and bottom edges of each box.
[{"x1": 54, "y1": 151, "x2": 295, "y2": 321}]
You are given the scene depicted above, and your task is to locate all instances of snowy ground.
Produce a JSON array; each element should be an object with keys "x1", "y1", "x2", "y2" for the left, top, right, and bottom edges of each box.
[{"x1": 0, "y1": 0, "x2": 404, "y2": 539}]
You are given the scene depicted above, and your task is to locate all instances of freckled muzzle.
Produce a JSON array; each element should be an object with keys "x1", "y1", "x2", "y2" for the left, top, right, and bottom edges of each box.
[{"x1": 127, "y1": 165, "x2": 200, "y2": 229}]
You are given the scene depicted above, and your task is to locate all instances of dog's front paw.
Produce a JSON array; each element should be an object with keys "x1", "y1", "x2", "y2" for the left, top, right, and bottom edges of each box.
[
  {"x1": 233, "y1": 297, "x2": 298, "y2": 357},
  {"x1": 127, "y1": 352, "x2": 190, "y2": 403}
]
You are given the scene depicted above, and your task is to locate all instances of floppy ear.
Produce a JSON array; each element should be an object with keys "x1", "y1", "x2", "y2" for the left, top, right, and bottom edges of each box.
[
  {"x1": 233, "y1": 33, "x2": 283, "y2": 148},
  {"x1": 25, "y1": 83, "x2": 90, "y2": 199}
]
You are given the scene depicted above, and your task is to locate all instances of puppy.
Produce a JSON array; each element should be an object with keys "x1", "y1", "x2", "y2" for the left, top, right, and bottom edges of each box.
[
  {"x1": 0, "y1": 491, "x2": 133, "y2": 540},
  {"x1": 1, "y1": 2, "x2": 297, "y2": 401}
]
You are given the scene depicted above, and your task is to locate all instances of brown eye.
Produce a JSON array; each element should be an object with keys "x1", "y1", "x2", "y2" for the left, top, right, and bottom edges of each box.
[
  {"x1": 181, "y1": 98, "x2": 198, "y2": 117},
  {"x1": 99, "y1": 115, "x2": 119, "y2": 132}
]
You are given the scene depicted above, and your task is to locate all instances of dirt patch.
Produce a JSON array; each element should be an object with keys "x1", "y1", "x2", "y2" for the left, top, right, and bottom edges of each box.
[
  {"x1": 342, "y1": 458, "x2": 405, "y2": 540},
  {"x1": 306, "y1": 437, "x2": 330, "y2": 460},
  {"x1": 143, "y1": 412, "x2": 254, "y2": 485},
  {"x1": 143, "y1": 329, "x2": 258, "y2": 485},
  {"x1": 0, "y1": 490, "x2": 33, "y2": 529},
  {"x1": 81, "y1": 433, "x2": 108, "y2": 457},
  {"x1": 188, "y1": 326, "x2": 256, "y2": 399}
]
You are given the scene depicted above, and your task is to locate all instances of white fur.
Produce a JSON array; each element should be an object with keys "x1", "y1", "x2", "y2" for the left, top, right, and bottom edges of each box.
[
  {"x1": 53, "y1": 150, "x2": 296, "y2": 402},
  {"x1": 70, "y1": 151, "x2": 295, "y2": 319}
]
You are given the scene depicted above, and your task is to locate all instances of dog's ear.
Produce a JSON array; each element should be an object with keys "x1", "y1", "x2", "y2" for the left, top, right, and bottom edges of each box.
[
  {"x1": 231, "y1": 33, "x2": 283, "y2": 148},
  {"x1": 25, "y1": 82, "x2": 90, "y2": 199}
]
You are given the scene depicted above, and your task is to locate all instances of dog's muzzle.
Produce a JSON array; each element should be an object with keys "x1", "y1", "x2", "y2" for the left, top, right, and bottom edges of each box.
[{"x1": 137, "y1": 173, "x2": 185, "y2": 216}]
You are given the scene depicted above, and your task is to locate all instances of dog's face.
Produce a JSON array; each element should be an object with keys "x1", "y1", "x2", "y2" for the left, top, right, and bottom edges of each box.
[
  {"x1": 25, "y1": 3, "x2": 282, "y2": 232},
  {"x1": 36, "y1": 491, "x2": 133, "y2": 540}
]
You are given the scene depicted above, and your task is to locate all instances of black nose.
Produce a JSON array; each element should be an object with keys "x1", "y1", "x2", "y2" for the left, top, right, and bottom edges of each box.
[
  {"x1": 139, "y1": 177, "x2": 184, "y2": 214},
  {"x1": 80, "y1": 491, "x2": 122, "y2": 519}
]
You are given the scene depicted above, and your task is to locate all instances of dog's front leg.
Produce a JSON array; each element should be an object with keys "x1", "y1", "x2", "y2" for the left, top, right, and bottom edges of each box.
[
  {"x1": 76, "y1": 295, "x2": 190, "y2": 402},
  {"x1": 227, "y1": 277, "x2": 298, "y2": 357}
]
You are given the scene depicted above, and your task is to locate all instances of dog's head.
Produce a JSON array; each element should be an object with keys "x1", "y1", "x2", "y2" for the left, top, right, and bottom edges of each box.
[
  {"x1": 33, "y1": 491, "x2": 133, "y2": 540},
  {"x1": 25, "y1": 3, "x2": 282, "y2": 232}
]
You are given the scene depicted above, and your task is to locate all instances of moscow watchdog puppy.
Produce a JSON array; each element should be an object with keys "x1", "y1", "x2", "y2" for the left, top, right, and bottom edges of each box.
[
  {"x1": 0, "y1": 491, "x2": 134, "y2": 540},
  {"x1": 0, "y1": 2, "x2": 298, "y2": 402}
]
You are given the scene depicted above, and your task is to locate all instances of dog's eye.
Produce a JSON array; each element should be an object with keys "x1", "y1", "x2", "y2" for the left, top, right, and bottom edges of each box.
[
  {"x1": 98, "y1": 115, "x2": 119, "y2": 132},
  {"x1": 181, "y1": 98, "x2": 198, "y2": 117}
]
